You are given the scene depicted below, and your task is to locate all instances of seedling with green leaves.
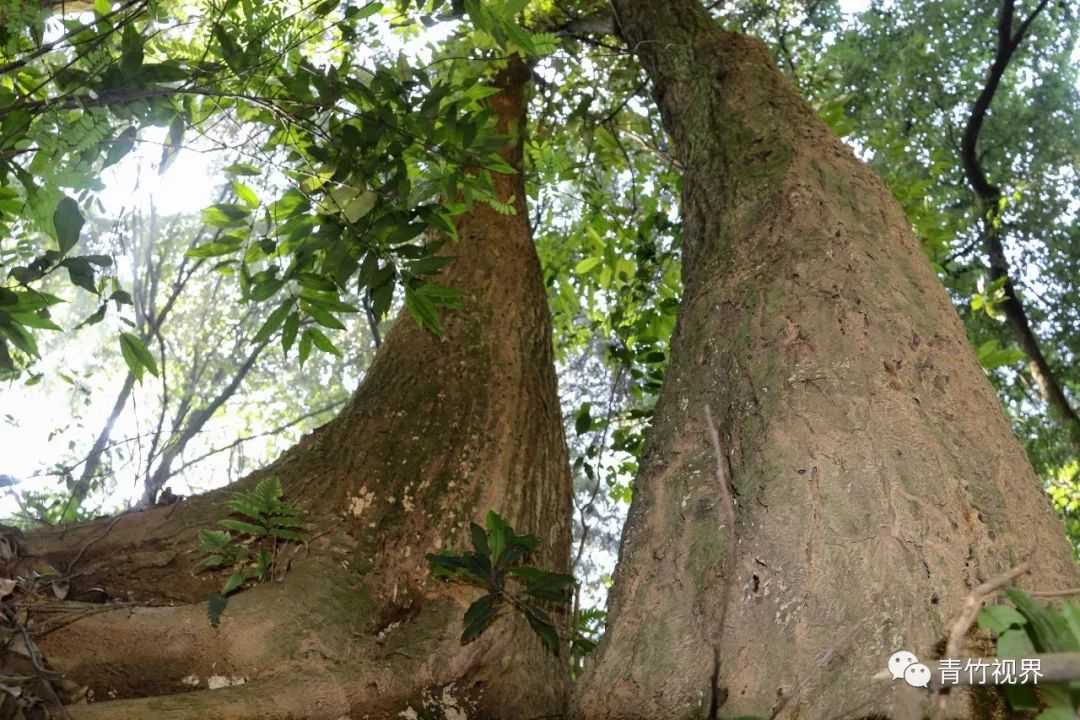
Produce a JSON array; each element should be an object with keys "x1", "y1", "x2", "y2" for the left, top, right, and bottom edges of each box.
[
  {"x1": 426, "y1": 511, "x2": 590, "y2": 656},
  {"x1": 195, "y1": 476, "x2": 305, "y2": 627},
  {"x1": 978, "y1": 589, "x2": 1080, "y2": 719}
]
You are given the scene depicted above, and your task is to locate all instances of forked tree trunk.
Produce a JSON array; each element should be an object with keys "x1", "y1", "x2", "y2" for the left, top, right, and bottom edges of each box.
[
  {"x1": 14, "y1": 63, "x2": 572, "y2": 720},
  {"x1": 576, "y1": 2, "x2": 1080, "y2": 719}
]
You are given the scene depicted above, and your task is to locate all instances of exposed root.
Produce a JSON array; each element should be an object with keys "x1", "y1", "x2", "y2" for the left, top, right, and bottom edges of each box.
[{"x1": 66, "y1": 666, "x2": 355, "y2": 720}]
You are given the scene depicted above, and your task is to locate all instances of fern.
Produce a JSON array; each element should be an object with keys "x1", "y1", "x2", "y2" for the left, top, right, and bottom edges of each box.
[
  {"x1": 195, "y1": 476, "x2": 305, "y2": 626},
  {"x1": 529, "y1": 32, "x2": 559, "y2": 57}
]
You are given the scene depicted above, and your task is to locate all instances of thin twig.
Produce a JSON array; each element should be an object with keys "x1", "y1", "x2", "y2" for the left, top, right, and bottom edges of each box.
[
  {"x1": 27, "y1": 601, "x2": 140, "y2": 637},
  {"x1": 170, "y1": 398, "x2": 346, "y2": 476},
  {"x1": 63, "y1": 513, "x2": 129, "y2": 579},
  {"x1": 933, "y1": 559, "x2": 1032, "y2": 719},
  {"x1": 944, "y1": 560, "x2": 1031, "y2": 662},
  {"x1": 1024, "y1": 587, "x2": 1080, "y2": 599},
  {"x1": 1, "y1": 605, "x2": 65, "y2": 680}
]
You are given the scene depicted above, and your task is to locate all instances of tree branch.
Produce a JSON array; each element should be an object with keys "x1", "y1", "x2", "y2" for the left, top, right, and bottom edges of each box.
[
  {"x1": 139, "y1": 334, "x2": 273, "y2": 506},
  {"x1": 169, "y1": 397, "x2": 346, "y2": 478},
  {"x1": 960, "y1": 0, "x2": 1080, "y2": 451}
]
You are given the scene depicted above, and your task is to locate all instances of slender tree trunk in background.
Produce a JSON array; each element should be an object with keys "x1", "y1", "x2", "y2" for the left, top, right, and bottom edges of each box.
[
  {"x1": 17, "y1": 62, "x2": 572, "y2": 719},
  {"x1": 576, "y1": 2, "x2": 1080, "y2": 719},
  {"x1": 138, "y1": 335, "x2": 271, "y2": 507},
  {"x1": 68, "y1": 373, "x2": 136, "y2": 508},
  {"x1": 959, "y1": 0, "x2": 1080, "y2": 457}
]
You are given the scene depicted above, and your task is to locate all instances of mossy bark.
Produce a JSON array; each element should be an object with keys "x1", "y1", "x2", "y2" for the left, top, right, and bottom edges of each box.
[
  {"x1": 575, "y1": 2, "x2": 1080, "y2": 719},
  {"x1": 16, "y1": 61, "x2": 573, "y2": 719}
]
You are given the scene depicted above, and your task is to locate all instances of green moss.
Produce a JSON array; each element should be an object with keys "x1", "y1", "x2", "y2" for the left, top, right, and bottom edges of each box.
[{"x1": 686, "y1": 515, "x2": 725, "y2": 593}]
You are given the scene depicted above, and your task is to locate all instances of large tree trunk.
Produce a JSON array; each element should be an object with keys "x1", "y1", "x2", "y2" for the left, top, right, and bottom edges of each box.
[
  {"x1": 576, "y1": 2, "x2": 1080, "y2": 719},
  {"x1": 13, "y1": 62, "x2": 573, "y2": 720}
]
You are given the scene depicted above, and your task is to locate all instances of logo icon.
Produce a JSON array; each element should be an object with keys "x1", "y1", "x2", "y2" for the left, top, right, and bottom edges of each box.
[
  {"x1": 888, "y1": 650, "x2": 931, "y2": 688},
  {"x1": 888, "y1": 650, "x2": 918, "y2": 681},
  {"x1": 904, "y1": 662, "x2": 931, "y2": 688}
]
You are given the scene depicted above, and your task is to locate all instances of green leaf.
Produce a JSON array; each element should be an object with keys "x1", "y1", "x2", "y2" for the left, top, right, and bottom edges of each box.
[
  {"x1": 461, "y1": 552, "x2": 494, "y2": 584},
  {"x1": 253, "y1": 548, "x2": 274, "y2": 580},
  {"x1": 218, "y1": 519, "x2": 267, "y2": 536},
  {"x1": 997, "y1": 626, "x2": 1038, "y2": 658},
  {"x1": 197, "y1": 529, "x2": 233, "y2": 549},
  {"x1": 304, "y1": 305, "x2": 346, "y2": 330},
  {"x1": 464, "y1": 593, "x2": 496, "y2": 624},
  {"x1": 404, "y1": 285, "x2": 443, "y2": 335},
  {"x1": 0, "y1": 320, "x2": 38, "y2": 357},
  {"x1": 208, "y1": 592, "x2": 229, "y2": 628},
  {"x1": 2, "y1": 291, "x2": 62, "y2": 311},
  {"x1": 1004, "y1": 683, "x2": 1041, "y2": 712},
  {"x1": 223, "y1": 163, "x2": 261, "y2": 176},
  {"x1": 574, "y1": 256, "x2": 601, "y2": 275},
  {"x1": 427, "y1": 553, "x2": 467, "y2": 577},
  {"x1": 8, "y1": 311, "x2": 61, "y2": 331},
  {"x1": 213, "y1": 24, "x2": 245, "y2": 74},
  {"x1": 1061, "y1": 603, "x2": 1080, "y2": 648},
  {"x1": 270, "y1": 528, "x2": 304, "y2": 541},
  {"x1": 976, "y1": 339, "x2": 1027, "y2": 370},
  {"x1": 119, "y1": 332, "x2": 159, "y2": 381},
  {"x1": 574, "y1": 403, "x2": 592, "y2": 435},
  {"x1": 252, "y1": 299, "x2": 293, "y2": 343},
  {"x1": 978, "y1": 604, "x2": 1028, "y2": 633},
  {"x1": 1007, "y1": 589, "x2": 1079, "y2": 652},
  {"x1": 486, "y1": 511, "x2": 510, "y2": 563},
  {"x1": 0, "y1": 109, "x2": 30, "y2": 150},
  {"x1": 160, "y1": 115, "x2": 185, "y2": 174},
  {"x1": 369, "y1": 274, "x2": 395, "y2": 320},
  {"x1": 202, "y1": 203, "x2": 251, "y2": 228},
  {"x1": 461, "y1": 595, "x2": 498, "y2": 644},
  {"x1": 53, "y1": 197, "x2": 85, "y2": 255},
  {"x1": 103, "y1": 126, "x2": 137, "y2": 169},
  {"x1": 427, "y1": 212, "x2": 457, "y2": 239},
  {"x1": 523, "y1": 572, "x2": 575, "y2": 602},
  {"x1": 408, "y1": 255, "x2": 453, "y2": 277},
  {"x1": 60, "y1": 257, "x2": 98, "y2": 294},
  {"x1": 195, "y1": 554, "x2": 226, "y2": 570},
  {"x1": 121, "y1": 22, "x2": 144, "y2": 76},
  {"x1": 341, "y1": 188, "x2": 378, "y2": 223},
  {"x1": 525, "y1": 607, "x2": 560, "y2": 654},
  {"x1": 221, "y1": 571, "x2": 246, "y2": 595},
  {"x1": 469, "y1": 522, "x2": 489, "y2": 556},
  {"x1": 298, "y1": 290, "x2": 360, "y2": 314},
  {"x1": 298, "y1": 329, "x2": 313, "y2": 366},
  {"x1": 232, "y1": 180, "x2": 260, "y2": 209},
  {"x1": 494, "y1": 541, "x2": 529, "y2": 573},
  {"x1": 304, "y1": 327, "x2": 342, "y2": 356},
  {"x1": 249, "y1": 277, "x2": 284, "y2": 302},
  {"x1": 187, "y1": 240, "x2": 243, "y2": 258},
  {"x1": 281, "y1": 311, "x2": 300, "y2": 355}
]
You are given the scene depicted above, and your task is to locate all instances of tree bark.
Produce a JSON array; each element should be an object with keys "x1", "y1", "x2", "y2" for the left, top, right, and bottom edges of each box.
[
  {"x1": 16, "y1": 61, "x2": 573, "y2": 719},
  {"x1": 575, "y1": 2, "x2": 1080, "y2": 719}
]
